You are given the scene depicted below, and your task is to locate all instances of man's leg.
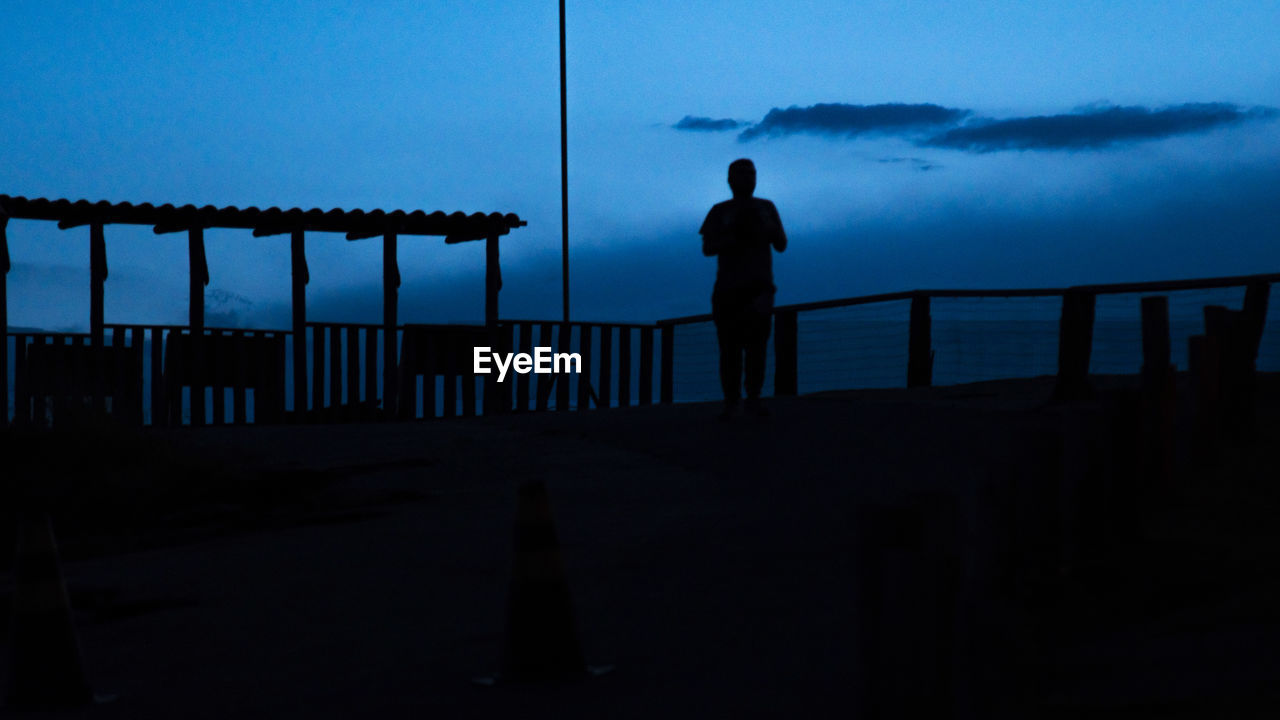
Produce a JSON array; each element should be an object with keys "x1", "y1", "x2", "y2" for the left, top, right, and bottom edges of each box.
[
  {"x1": 712, "y1": 295, "x2": 744, "y2": 410},
  {"x1": 743, "y1": 307, "x2": 772, "y2": 414}
]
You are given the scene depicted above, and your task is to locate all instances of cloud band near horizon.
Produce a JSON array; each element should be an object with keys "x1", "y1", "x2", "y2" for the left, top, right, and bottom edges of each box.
[{"x1": 674, "y1": 101, "x2": 1278, "y2": 151}]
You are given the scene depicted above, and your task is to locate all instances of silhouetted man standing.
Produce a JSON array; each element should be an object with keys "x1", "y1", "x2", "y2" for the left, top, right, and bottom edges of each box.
[{"x1": 700, "y1": 158, "x2": 787, "y2": 419}]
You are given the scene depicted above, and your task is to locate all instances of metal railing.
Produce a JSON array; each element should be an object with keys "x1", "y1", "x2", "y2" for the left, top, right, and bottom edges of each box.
[{"x1": 5, "y1": 270, "x2": 1277, "y2": 427}]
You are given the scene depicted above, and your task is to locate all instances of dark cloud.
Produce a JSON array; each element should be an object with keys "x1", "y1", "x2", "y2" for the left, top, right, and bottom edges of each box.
[
  {"x1": 737, "y1": 103, "x2": 970, "y2": 141},
  {"x1": 673, "y1": 116, "x2": 746, "y2": 132},
  {"x1": 925, "y1": 103, "x2": 1279, "y2": 152}
]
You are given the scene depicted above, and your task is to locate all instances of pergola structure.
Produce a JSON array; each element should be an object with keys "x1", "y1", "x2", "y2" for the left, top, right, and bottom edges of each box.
[{"x1": 0, "y1": 194, "x2": 526, "y2": 421}]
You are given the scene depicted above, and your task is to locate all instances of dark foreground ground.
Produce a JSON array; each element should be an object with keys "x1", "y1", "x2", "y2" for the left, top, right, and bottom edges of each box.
[{"x1": 2, "y1": 375, "x2": 1280, "y2": 718}]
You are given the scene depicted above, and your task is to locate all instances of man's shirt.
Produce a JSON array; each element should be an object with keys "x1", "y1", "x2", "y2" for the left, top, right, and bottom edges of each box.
[{"x1": 700, "y1": 197, "x2": 787, "y2": 293}]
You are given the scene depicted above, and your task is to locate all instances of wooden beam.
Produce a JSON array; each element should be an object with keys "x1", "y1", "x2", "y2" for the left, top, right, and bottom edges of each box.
[
  {"x1": 290, "y1": 230, "x2": 308, "y2": 414},
  {"x1": 383, "y1": 232, "x2": 399, "y2": 416},
  {"x1": 155, "y1": 223, "x2": 201, "y2": 235}
]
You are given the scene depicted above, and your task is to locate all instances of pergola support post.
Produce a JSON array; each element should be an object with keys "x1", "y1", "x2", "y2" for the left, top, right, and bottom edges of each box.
[
  {"x1": 291, "y1": 230, "x2": 308, "y2": 415},
  {"x1": 90, "y1": 223, "x2": 107, "y2": 415},
  {"x1": 383, "y1": 232, "x2": 399, "y2": 417},
  {"x1": 484, "y1": 233, "x2": 508, "y2": 414},
  {"x1": 189, "y1": 227, "x2": 208, "y2": 425}
]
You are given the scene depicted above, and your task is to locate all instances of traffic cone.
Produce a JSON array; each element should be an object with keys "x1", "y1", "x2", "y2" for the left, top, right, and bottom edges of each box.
[
  {"x1": 5, "y1": 513, "x2": 95, "y2": 709},
  {"x1": 494, "y1": 480, "x2": 598, "y2": 683}
]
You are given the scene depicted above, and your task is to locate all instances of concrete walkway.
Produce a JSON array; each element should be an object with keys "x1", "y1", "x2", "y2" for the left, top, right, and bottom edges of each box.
[{"x1": 4, "y1": 378, "x2": 1279, "y2": 717}]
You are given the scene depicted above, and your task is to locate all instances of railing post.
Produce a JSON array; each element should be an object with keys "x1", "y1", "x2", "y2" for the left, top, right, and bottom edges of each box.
[
  {"x1": 774, "y1": 310, "x2": 798, "y2": 396},
  {"x1": 660, "y1": 324, "x2": 673, "y2": 404},
  {"x1": 907, "y1": 293, "x2": 932, "y2": 388},
  {"x1": 1053, "y1": 289, "x2": 1095, "y2": 402},
  {"x1": 1204, "y1": 302, "x2": 1258, "y2": 439},
  {"x1": 1140, "y1": 296, "x2": 1175, "y2": 493},
  {"x1": 1189, "y1": 334, "x2": 1220, "y2": 468}
]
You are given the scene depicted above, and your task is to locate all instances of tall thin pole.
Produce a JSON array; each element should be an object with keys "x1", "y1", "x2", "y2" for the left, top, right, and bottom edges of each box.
[{"x1": 559, "y1": 0, "x2": 570, "y2": 322}]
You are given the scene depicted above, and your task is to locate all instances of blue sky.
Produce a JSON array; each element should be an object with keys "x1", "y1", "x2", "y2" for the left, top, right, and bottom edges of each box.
[{"x1": 4, "y1": 1, "x2": 1280, "y2": 330}]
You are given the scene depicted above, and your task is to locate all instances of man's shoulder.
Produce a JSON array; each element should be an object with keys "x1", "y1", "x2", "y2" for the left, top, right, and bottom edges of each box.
[
  {"x1": 700, "y1": 199, "x2": 734, "y2": 234},
  {"x1": 751, "y1": 197, "x2": 778, "y2": 211}
]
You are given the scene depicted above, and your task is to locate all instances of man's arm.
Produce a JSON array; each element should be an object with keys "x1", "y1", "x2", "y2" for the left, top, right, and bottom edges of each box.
[
  {"x1": 700, "y1": 206, "x2": 723, "y2": 256},
  {"x1": 766, "y1": 201, "x2": 787, "y2": 252}
]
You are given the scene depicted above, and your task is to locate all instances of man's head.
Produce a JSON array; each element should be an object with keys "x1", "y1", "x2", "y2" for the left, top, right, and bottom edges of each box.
[{"x1": 728, "y1": 158, "x2": 756, "y2": 199}]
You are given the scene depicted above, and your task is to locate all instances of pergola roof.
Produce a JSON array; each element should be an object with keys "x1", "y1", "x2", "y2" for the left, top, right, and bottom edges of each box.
[{"x1": 0, "y1": 194, "x2": 526, "y2": 242}]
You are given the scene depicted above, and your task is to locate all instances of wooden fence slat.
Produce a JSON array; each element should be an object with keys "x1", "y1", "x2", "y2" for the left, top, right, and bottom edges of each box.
[
  {"x1": 639, "y1": 327, "x2": 654, "y2": 406},
  {"x1": 66, "y1": 336, "x2": 85, "y2": 425},
  {"x1": 346, "y1": 326, "x2": 359, "y2": 418},
  {"x1": 516, "y1": 322, "x2": 533, "y2": 412},
  {"x1": 211, "y1": 331, "x2": 226, "y2": 426},
  {"x1": 127, "y1": 326, "x2": 144, "y2": 424},
  {"x1": 312, "y1": 326, "x2": 325, "y2": 413},
  {"x1": 399, "y1": 331, "x2": 419, "y2": 419},
  {"x1": 233, "y1": 331, "x2": 248, "y2": 425},
  {"x1": 43, "y1": 336, "x2": 60, "y2": 424},
  {"x1": 462, "y1": 367, "x2": 477, "y2": 417},
  {"x1": 421, "y1": 331, "x2": 436, "y2": 419},
  {"x1": 109, "y1": 327, "x2": 125, "y2": 421},
  {"x1": 577, "y1": 325, "x2": 593, "y2": 411},
  {"x1": 151, "y1": 328, "x2": 165, "y2": 427},
  {"x1": 660, "y1": 324, "x2": 673, "y2": 404},
  {"x1": 598, "y1": 325, "x2": 612, "y2": 409},
  {"x1": 330, "y1": 325, "x2": 342, "y2": 414},
  {"x1": 191, "y1": 332, "x2": 206, "y2": 428},
  {"x1": 536, "y1": 323, "x2": 554, "y2": 412},
  {"x1": 13, "y1": 334, "x2": 28, "y2": 425},
  {"x1": 271, "y1": 331, "x2": 287, "y2": 423},
  {"x1": 365, "y1": 328, "x2": 378, "y2": 412},
  {"x1": 32, "y1": 337, "x2": 47, "y2": 426},
  {"x1": 556, "y1": 324, "x2": 572, "y2": 411},
  {"x1": 618, "y1": 327, "x2": 631, "y2": 407},
  {"x1": 442, "y1": 332, "x2": 457, "y2": 419}
]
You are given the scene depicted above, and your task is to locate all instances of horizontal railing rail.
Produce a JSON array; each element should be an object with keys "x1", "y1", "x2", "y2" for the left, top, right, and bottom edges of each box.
[
  {"x1": 656, "y1": 270, "x2": 1280, "y2": 403},
  {"x1": 657, "y1": 271, "x2": 1280, "y2": 326}
]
